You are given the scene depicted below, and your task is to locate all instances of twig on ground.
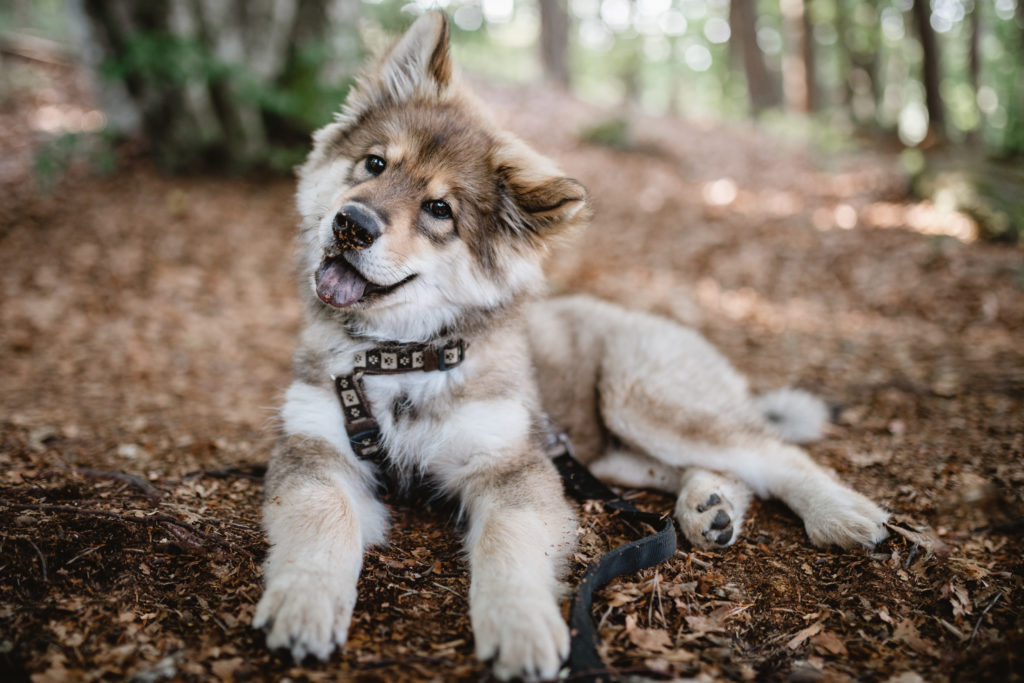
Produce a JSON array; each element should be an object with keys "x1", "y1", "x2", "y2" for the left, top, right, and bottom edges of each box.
[
  {"x1": 355, "y1": 655, "x2": 456, "y2": 670},
  {"x1": 184, "y1": 464, "x2": 266, "y2": 481},
  {"x1": 0, "y1": 498, "x2": 253, "y2": 558},
  {"x1": 969, "y1": 591, "x2": 1003, "y2": 647},
  {"x1": 24, "y1": 537, "x2": 47, "y2": 580},
  {"x1": 431, "y1": 581, "x2": 466, "y2": 602},
  {"x1": 904, "y1": 540, "x2": 920, "y2": 568},
  {"x1": 71, "y1": 468, "x2": 161, "y2": 499}
]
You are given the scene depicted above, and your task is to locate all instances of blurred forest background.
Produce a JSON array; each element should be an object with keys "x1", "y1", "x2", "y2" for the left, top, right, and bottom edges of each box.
[{"x1": 1, "y1": 0, "x2": 1022, "y2": 240}]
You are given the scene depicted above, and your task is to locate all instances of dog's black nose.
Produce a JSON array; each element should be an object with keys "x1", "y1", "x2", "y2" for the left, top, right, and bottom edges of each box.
[{"x1": 333, "y1": 203, "x2": 383, "y2": 251}]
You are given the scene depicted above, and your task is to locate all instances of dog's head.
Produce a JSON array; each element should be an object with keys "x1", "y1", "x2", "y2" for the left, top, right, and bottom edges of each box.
[{"x1": 295, "y1": 12, "x2": 590, "y2": 341}]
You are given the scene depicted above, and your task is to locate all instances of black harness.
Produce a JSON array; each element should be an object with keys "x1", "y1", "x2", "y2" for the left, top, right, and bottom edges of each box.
[{"x1": 333, "y1": 339, "x2": 677, "y2": 681}]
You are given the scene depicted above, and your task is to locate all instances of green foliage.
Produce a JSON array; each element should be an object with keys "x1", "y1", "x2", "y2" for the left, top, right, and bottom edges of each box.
[
  {"x1": 33, "y1": 132, "x2": 117, "y2": 190},
  {"x1": 260, "y1": 41, "x2": 354, "y2": 136},
  {"x1": 100, "y1": 33, "x2": 214, "y2": 86},
  {"x1": 96, "y1": 31, "x2": 355, "y2": 173},
  {"x1": 580, "y1": 117, "x2": 633, "y2": 150},
  {"x1": 912, "y1": 157, "x2": 1024, "y2": 243}
]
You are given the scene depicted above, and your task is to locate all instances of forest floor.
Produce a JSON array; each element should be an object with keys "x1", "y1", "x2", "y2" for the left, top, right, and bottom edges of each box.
[{"x1": 1, "y1": 56, "x2": 1022, "y2": 683}]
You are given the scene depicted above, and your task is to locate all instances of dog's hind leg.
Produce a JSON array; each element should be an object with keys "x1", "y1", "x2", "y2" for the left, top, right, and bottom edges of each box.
[
  {"x1": 589, "y1": 449, "x2": 752, "y2": 549},
  {"x1": 597, "y1": 386, "x2": 887, "y2": 549}
]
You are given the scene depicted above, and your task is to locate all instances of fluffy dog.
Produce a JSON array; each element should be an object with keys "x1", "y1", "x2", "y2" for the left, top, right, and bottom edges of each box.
[{"x1": 253, "y1": 12, "x2": 889, "y2": 680}]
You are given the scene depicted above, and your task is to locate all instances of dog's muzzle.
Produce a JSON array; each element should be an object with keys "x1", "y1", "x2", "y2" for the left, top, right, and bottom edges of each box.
[{"x1": 316, "y1": 202, "x2": 416, "y2": 308}]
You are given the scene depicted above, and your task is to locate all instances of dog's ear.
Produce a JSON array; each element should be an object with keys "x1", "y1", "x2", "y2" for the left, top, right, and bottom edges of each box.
[
  {"x1": 380, "y1": 11, "x2": 452, "y2": 95},
  {"x1": 344, "y1": 11, "x2": 452, "y2": 118},
  {"x1": 495, "y1": 139, "x2": 591, "y2": 238}
]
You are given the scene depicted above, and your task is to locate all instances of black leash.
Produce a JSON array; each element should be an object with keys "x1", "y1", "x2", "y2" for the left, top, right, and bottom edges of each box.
[{"x1": 546, "y1": 433, "x2": 678, "y2": 681}]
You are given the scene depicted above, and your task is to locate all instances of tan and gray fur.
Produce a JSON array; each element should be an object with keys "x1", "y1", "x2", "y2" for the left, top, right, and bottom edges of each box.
[{"x1": 254, "y1": 12, "x2": 889, "y2": 681}]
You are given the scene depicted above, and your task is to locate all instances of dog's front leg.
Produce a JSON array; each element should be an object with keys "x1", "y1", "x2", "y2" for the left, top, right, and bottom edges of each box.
[
  {"x1": 253, "y1": 432, "x2": 388, "y2": 661},
  {"x1": 457, "y1": 455, "x2": 577, "y2": 681}
]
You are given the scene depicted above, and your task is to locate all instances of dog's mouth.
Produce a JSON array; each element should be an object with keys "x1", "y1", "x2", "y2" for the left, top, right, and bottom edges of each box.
[{"x1": 315, "y1": 254, "x2": 416, "y2": 309}]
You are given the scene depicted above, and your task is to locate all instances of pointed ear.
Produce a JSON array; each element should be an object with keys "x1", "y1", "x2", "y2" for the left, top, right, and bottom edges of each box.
[
  {"x1": 380, "y1": 10, "x2": 452, "y2": 96},
  {"x1": 495, "y1": 140, "x2": 591, "y2": 238},
  {"x1": 344, "y1": 10, "x2": 451, "y2": 118}
]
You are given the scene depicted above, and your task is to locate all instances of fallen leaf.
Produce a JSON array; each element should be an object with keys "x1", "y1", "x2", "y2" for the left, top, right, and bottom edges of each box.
[
  {"x1": 885, "y1": 516, "x2": 950, "y2": 559},
  {"x1": 607, "y1": 590, "x2": 639, "y2": 607},
  {"x1": 846, "y1": 449, "x2": 892, "y2": 467},
  {"x1": 885, "y1": 673, "x2": 926, "y2": 683},
  {"x1": 787, "y1": 621, "x2": 824, "y2": 650},
  {"x1": 210, "y1": 657, "x2": 243, "y2": 682},
  {"x1": 811, "y1": 630, "x2": 848, "y2": 656},
  {"x1": 628, "y1": 627, "x2": 673, "y2": 653},
  {"x1": 30, "y1": 658, "x2": 74, "y2": 683},
  {"x1": 944, "y1": 581, "x2": 972, "y2": 619},
  {"x1": 685, "y1": 614, "x2": 726, "y2": 636},
  {"x1": 893, "y1": 619, "x2": 940, "y2": 658}
]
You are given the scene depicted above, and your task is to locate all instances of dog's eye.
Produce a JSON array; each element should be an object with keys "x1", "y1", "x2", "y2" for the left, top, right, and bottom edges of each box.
[
  {"x1": 365, "y1": 155, "x2": 386, "y2": 176},
  {"x1": 424, "y1": 200, "x2": 453, "y2": 220}
]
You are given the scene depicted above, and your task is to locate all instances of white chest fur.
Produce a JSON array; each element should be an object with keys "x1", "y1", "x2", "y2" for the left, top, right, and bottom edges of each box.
[{"x1": 283, "y1": 348, "x2": 531, "y2": 490}]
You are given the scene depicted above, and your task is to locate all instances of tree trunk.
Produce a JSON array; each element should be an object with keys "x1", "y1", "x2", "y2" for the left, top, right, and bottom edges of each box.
[
  {"x1": 70, "y1": 0, "x2": 362, "y2": 171},
  {"x1": 910, "y1": 0, "x2": 945, "y2": 140},
  {"x1": 967, "y1": 1, "x2": 980, "y2": 90},
  {"x1": 964, "y1": 0, "x2": 981, "y2": 142},
  {"x1": 834, "y1": 0, "x2": 853, "y2": 108},
  {"x1": 538, "y1": 0, "x2": 571, "y2": 89},
  {"x1": 781, "y1": 0, "x2": 815, "y2": 113},
  {"x1": 801, "y1": 0, "x2": 817, "y2": 112},
  {"x1": 729, "y1": 0, "x2": 781, "y2": 114}
]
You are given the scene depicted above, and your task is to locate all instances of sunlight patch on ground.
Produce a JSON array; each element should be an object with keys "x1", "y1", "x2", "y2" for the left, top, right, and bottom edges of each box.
[
  {"x1": 860, "y1": 201, "x2": 978, "y2": 242},
  {"x1": 701, "y1": 177, "x2": 738, "y2": 206},
  {"x1": 693, "y1": 277, "x2": 951, "y2": 342},
  {"x1": 30, "y1": 104, "x2": 106, "y2": 134}
]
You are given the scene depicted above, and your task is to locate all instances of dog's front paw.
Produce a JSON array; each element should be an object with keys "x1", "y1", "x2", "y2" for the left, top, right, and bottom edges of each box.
[
  {"x1": 471, "y1": 593, "x2": 569, "y2": 682},
  {"x1": 803, "y1": 484, "x2": 889, "y2": 549},
  {"x1": 253, "y1": 570, "x2": 356, "y2": 662}
]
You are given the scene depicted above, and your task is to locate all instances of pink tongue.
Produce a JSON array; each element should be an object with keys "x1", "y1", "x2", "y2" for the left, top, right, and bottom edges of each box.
[{"x1": 315, "y1": 256, "x2": 367, "y2": 308}]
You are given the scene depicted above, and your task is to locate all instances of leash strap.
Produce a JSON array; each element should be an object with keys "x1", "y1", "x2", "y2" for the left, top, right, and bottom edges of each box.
[{"x1": 547, "y1": 433, "x2": 678, "y2": 681}]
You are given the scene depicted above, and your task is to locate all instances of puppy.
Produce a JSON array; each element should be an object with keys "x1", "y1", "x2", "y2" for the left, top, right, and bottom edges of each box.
[{"x1": 253, "y1": 12, "x2": 888, "y2": 681}]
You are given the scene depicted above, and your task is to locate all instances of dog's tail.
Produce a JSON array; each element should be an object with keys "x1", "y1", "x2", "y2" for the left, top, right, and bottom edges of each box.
[{"x1": 754, "y1": 388, "x2": 830, "y2": 444}]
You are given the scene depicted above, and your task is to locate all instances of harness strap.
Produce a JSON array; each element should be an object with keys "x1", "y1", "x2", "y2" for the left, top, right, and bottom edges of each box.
[
  {"x1": 334, "y1": 340, "x2": 466, "y2": 466},
  {"x1": 547, "y1": 434, "x2": 678, "y2": 681}
]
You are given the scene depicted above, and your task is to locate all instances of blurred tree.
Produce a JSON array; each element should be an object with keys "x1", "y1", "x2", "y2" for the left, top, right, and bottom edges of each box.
[
  {"x1": 909, "y1": 0, "x2": 944, "y2": 141},
  {"x1": 781, "y1": 0, "x2": 816, "y2": 112},
  {"x1": 71, "y1": 0, "x2": 361, "y2": 171},
  {"x1": 800, "y1": 0, "x2": 817, "y2": 112},
  {"x1": 539, "y1": 0, "x2": 571, "y2": 89},
  {"x1": 729, "y1": 0, "x2": 781, "y2": 114},
  {"x1": 965, "y1": 0, "x2": 980, "y2": 143}
]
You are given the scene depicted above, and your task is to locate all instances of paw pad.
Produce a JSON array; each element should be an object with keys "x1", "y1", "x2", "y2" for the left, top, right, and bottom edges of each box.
[
  {"x1": 710, "y1": 509, "x2": 731, "y2": 530},
  {"x1": 696, "y1": 493, "x2": 721, "y2": 512},
  {"x1": 677, "y1": 488, "x2": 740, "y2": 549}
]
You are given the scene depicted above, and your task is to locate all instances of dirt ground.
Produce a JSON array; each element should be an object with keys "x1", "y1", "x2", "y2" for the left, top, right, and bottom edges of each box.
[{"x1": 1, "y1": 56, "x2": 1022, "y2": 683}]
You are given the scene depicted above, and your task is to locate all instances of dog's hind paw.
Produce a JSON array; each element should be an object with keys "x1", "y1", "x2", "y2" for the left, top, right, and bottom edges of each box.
[
  {"x1": 253, "y1": 570, "x2": 356, "y2": 662},
  {"x1": 471, "y1": 593, "x2": 569, "y2": 682},
  {"x1": 802, "y1": 484, "x2": 889, "y2": 549},
  {"x1": 675, "y1": 469, "x2": 753, "y2": 549}
]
